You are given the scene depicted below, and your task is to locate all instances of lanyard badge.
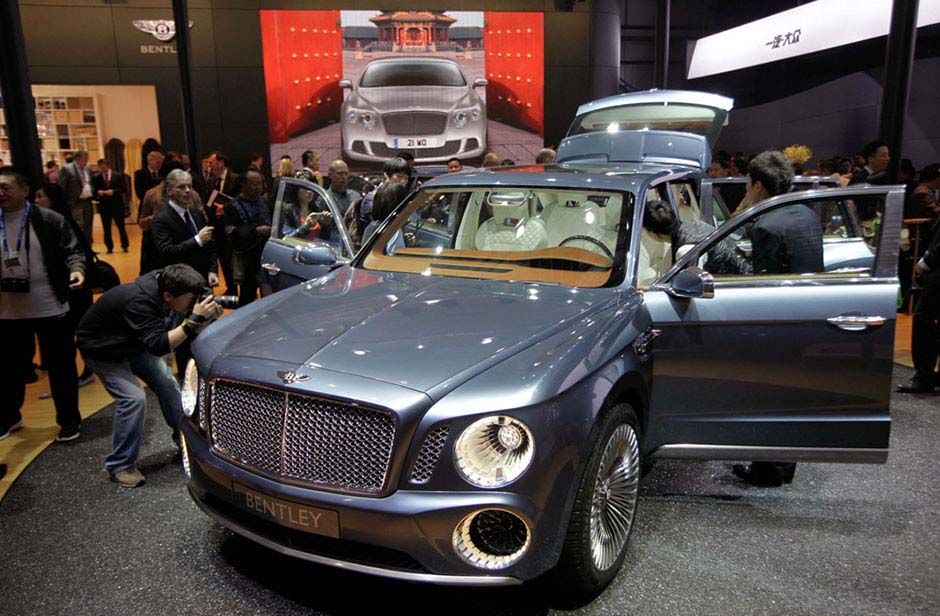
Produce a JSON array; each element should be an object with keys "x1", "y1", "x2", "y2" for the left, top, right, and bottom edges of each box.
[{"x1": 0, "y1": 202, "x2": 32, "y2": 292}]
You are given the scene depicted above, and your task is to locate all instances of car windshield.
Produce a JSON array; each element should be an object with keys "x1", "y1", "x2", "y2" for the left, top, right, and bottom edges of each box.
[
  {"x1": 569, "y1": 103, "x2": 720, "y2": 138},
  {"x1": 360, "y1": 61, "x2": 466, "y2": 87},
  {"x1": 361, "y1": 186, "x2": 634, "y2": 288}
]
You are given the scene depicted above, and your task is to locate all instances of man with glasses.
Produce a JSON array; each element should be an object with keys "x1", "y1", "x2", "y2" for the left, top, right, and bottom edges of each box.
[{"x1": 0, "y1": 167, "x2": 86, "y2": 443}]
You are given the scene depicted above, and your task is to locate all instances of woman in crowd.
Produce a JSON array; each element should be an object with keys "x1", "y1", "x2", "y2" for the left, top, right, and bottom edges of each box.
[{"x1": 275, "y1": 155, "x2": 294, "y2": 178}]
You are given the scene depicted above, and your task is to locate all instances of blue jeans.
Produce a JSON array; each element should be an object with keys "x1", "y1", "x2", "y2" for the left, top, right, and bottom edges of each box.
[{"x1": 86, "y1": 353, "x2": 182, "y2": 474}]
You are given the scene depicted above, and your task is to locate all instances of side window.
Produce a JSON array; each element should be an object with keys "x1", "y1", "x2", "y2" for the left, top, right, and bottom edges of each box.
[
  {"x1": 273, "y1": 183, "x2": 351, "y2": 258},
  {"x1": 696, "y1": 193, "x2": 882, "y2": 280},
  {"x1": 713, "y1": 182, "x2": 746, "y2": 218},
  {"x1": 668, "y1": 182, "x2": 700, "y2": 223}
]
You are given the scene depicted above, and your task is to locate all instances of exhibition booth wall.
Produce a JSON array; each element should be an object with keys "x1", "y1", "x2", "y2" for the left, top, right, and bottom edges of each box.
[{"x1": 16, "y1": 1, "x2": 606, "y2": 171}]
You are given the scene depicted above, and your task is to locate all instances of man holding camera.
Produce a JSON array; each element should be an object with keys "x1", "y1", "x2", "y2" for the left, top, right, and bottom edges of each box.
[
  {"x1": 76, "y1": 264, "x2": 222, "y2": 487},
  {"x1": 0, "y1": 167, "x2": 86, "y2": 443}
]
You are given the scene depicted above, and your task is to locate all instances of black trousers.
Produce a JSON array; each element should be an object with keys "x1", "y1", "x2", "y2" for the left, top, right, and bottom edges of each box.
[
  {"x1": 216, "y1": 224, "x2": 237, "y2": 296},
  {"x1": 911, "y1": 281, "x2": 940, "y2": 384},
  {"x1": 0, "y1": 314, "x2": 81, "y2": 430},
  {"x1": 139, "y1": 230, "x2": 160, "y2": 275},
  {"x1": 99, "y1": 201, "x2": 129, "y2": 252},
  {"x1": 238, "y1": 248, "x2": 262, "y2": 307}
]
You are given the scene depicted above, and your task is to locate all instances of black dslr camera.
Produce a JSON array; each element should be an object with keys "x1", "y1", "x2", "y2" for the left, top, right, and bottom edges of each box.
[{"x1": 199, "y1": 287, "x2": 241, "y2": 310}]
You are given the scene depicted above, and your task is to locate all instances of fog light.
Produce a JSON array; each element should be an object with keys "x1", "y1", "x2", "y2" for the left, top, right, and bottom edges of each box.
[{"x1": 453, "y1": 509, "x2": 530, "y2": 569}]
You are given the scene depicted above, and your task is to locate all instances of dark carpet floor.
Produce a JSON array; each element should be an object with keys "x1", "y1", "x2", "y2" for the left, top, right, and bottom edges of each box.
[{"x1": 1, "y1": 366, "x2": 937, "y2": 615}]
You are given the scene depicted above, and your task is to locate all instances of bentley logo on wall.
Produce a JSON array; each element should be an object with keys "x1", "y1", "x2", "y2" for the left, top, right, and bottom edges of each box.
[
  {"x1": 133, "y1": 20, "x2": 193, "y2": 42},
  {"x1": 132, "y1": 19, "x2": 194, "y2": 54}
]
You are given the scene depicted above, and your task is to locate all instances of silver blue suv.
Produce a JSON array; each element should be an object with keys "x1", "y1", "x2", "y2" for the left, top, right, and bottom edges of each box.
[{"x1": 180, "y1": 90, "x2": 900, "y2": 597}]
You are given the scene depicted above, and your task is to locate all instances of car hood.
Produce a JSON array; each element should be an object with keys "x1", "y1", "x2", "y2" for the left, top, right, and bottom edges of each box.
[
  {"x1": 352, "y1": 86, "x2": 475, "y2": 113},
  {"x1": 212, "y1": 267, "x2": 617, "y2": 395}
]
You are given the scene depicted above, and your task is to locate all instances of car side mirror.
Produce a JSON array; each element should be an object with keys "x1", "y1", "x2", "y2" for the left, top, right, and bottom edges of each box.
[
  {"x1": 294, "y1": 244, "x2": 337, "y2": 266},
  {"x1": 473, "y1": 78, "x2": 488, "y2": 88},
  {"x1": 339, "y1": 79, "x2": 352, "y2": 89},
  {"x1": 667, "y1": 267, "x2": 714, "y2": 299}
]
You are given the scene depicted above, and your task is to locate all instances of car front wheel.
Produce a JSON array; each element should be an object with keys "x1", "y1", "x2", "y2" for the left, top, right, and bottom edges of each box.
[{"x1": 554, "y1": 403, "x2": 641, "y2": 599}]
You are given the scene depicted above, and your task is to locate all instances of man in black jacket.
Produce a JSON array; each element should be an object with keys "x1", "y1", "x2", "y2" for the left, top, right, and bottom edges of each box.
[
  {"x1": 134, "y1": 151, "x2": 164, "y2": 205},
  {"x1": 898, "y1": 216, "x2": 940, "y2": 393},
  {"x1": 0, "y1": 167, "x2": 86, "y2": 442},
  {"x1": 76, "y1": 264, "x2": 222, "y2": 487},
  {"x1": 151, "y1": 169, "x2": 218, "y2": 285},
  {"x1": 92, "y1": 158, "x2": 129, "y2": 253}
]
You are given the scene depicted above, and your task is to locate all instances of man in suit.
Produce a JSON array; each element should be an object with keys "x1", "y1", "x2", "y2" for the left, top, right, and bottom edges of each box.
[
  {"x1": 207, "y1": 151, "x2": 238, "y2": 296},
  {"x1": 850, "y1": 141, "x2": 890, "y2": 185},
  {"x1": 92, "y1": 158, "x2": 129, "y2": 253},
  {"x1": 898, "y1": 214, "x2": 940, "y2": 393},
  {"x1": 57, "y1": 149, "x2": 95, "y2": 244},
  {"x1": 151, "y1": 168, "x2": 219, "y2": 375},
  {"x1": 151, "y1": 169, "x2": 218, "y2": 286},
  {"x1": 134, "y1": 151, "x2": 165, "y2": 205},
  {"x1": 733, "y1": 150, "x2": 822, "y2": 487}
]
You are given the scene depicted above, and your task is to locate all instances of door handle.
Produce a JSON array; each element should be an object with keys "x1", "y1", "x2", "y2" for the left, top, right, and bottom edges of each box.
[
  {"x1": 826, "y1": 315, "x2": 886, "y2": 331},
  {"x1": 261, "y1": 262, "x2": 280, "y2": 275}
]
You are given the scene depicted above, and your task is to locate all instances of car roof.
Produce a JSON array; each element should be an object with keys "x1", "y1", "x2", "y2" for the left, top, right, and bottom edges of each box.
[{"x1": 419, "y1": 163, "x2": 674, "y2": 193}]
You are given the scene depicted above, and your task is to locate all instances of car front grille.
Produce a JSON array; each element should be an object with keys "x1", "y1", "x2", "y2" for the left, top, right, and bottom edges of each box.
[
  {"x1": 410, "y1": 425, "x2": 450, "y2": 484},
  {"x1": 209, "y1": 380, "x2": 396, "y2": 494},
  {"x1": 382, "y1": 111, "x2": 447, "y2": 136}
]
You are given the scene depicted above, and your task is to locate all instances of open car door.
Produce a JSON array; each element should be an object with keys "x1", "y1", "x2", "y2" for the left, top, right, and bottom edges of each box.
[
  {"x1": 260, "y1": 177, "x2": 355, "y2": 294},
  {"x1": 641, "y1": 185, "x2": 903, "y2": 464}
]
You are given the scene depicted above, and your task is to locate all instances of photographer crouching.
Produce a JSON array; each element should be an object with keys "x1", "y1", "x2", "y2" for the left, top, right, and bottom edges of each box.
[{"x1": 76, "y1": 264, "x2": 223, "y2": 488}]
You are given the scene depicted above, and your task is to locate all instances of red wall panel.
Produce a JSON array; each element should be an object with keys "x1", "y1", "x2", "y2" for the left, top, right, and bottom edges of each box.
[
  {"x1": 483, "y1": 12, "x2": 544, "y2": 137},
  {"x1": 260, "y1": 10, "x2": 344, "y2": 144}
]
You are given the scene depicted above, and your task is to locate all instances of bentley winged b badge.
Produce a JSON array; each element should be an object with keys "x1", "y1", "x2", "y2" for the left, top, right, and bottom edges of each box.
[
  {"x1": 132, "y1": 20, "x2": 193, "y2": 43},
  {"x1": 277, "y1": 370, "x2": 311, "y2": 385}
]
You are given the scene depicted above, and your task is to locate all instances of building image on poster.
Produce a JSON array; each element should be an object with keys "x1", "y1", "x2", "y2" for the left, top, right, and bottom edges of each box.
[{"x1": 260, "y1": 10, "x2": 544, "y2": 171}]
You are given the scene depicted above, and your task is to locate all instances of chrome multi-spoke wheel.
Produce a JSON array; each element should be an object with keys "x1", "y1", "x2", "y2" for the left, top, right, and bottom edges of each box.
[
  {"x1": 589, "y1": 423, "x2": 640, "y2": 572},
  {"x1": 555, "y1": 404, "x2": 641, "y2": 598}
]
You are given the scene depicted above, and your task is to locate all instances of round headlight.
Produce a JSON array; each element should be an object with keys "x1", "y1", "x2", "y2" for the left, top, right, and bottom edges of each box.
[
  {"x1": 181, "y1": 359, "x2": 199, "y2": 418},
  {"x1": 454, "y1": 416, "x2": 534, "y2": 488},
  {"x1": 452, "y1": 111, "x2": 469, "y2": 128},
  {"x1": 470, "y1": 109, "x2": 482, "y2": 122},
  {"x1": 361, "y1": 112, "x2": 376, "y2": 129}
]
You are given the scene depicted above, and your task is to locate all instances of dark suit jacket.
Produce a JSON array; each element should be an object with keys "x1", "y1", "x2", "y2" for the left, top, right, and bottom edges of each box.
[
  {"x1": 921, "y1": 217, "x2": 940, "y2": 287},
  {"x1": 92, "y1": 171, "x2": 127, "y2": 215},
  {"x1": 134, "y1": 168, "x2": 163, "y2": 203},
  {"x1": 151, "y1": 203, "x2": 217, "y2": 279},
  {"x1": 57, "y1": 162, "x2": 89, "y2": 209},
  {"x1": 751, "y1": 203, "x2": 824, "y2": 275}
]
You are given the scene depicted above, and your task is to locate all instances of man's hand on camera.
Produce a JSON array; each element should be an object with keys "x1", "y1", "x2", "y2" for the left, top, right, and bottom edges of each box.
[
  {"x1": 208, "y1": 272, "x2": 219, "y2": 287},
  {"x1": 69, "y1": 271, "x2": 84, "y2": 289},
  {"x1": 191, "y1": 295, "x2": 223, "y2": 328},
  {"x1": 197, "y1": 226, "x2": 213, "y2": 243}
]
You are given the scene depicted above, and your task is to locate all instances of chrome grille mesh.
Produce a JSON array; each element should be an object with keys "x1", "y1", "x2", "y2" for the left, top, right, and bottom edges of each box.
[
  {"x1": 211, "y1": 381, "x2": 284, "y2": 475},
  {"x1": 382, "y1": 112, "x2": 447, "y2": 136},
  {"x1": 209, "y1": 380, "x2": 396, "y2": 493},
  {"x1": 410, "y1": 425, "x2": 450, "y2": 484}
]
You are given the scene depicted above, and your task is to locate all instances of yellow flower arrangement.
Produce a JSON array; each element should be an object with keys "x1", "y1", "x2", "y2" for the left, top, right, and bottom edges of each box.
[{"x1": 783, "y1": 144, "x2": 813, "y2": 165}]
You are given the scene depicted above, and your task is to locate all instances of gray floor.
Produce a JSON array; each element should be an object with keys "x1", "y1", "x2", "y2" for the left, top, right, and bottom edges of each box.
[{"x1": 1, "y1": 366, "x2": 937, "y2": 615}]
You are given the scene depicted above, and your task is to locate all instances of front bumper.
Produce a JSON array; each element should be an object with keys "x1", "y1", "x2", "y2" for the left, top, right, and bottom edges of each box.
[
  {"x1": 341, "y1": 122, "x2": 486, "y2": 164},
  {"x1": 183, "y1": 420, "x2": 547, "y2": 585}
]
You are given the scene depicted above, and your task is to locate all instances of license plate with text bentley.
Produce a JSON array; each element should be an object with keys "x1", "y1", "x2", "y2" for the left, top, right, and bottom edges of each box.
[{"x1": 233, "y1": 483, "x2": 339, "y2": 538}]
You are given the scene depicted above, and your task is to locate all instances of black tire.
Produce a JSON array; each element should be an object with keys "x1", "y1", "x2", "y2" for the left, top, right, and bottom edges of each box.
[{"x1": 554, "y1": 403, "x2": 641, "y2": 600}]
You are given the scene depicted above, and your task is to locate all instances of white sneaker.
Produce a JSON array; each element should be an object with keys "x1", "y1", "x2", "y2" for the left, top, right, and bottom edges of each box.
[{"x1": 0, "y1": 419, "x2": 25, "y2": 440}]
